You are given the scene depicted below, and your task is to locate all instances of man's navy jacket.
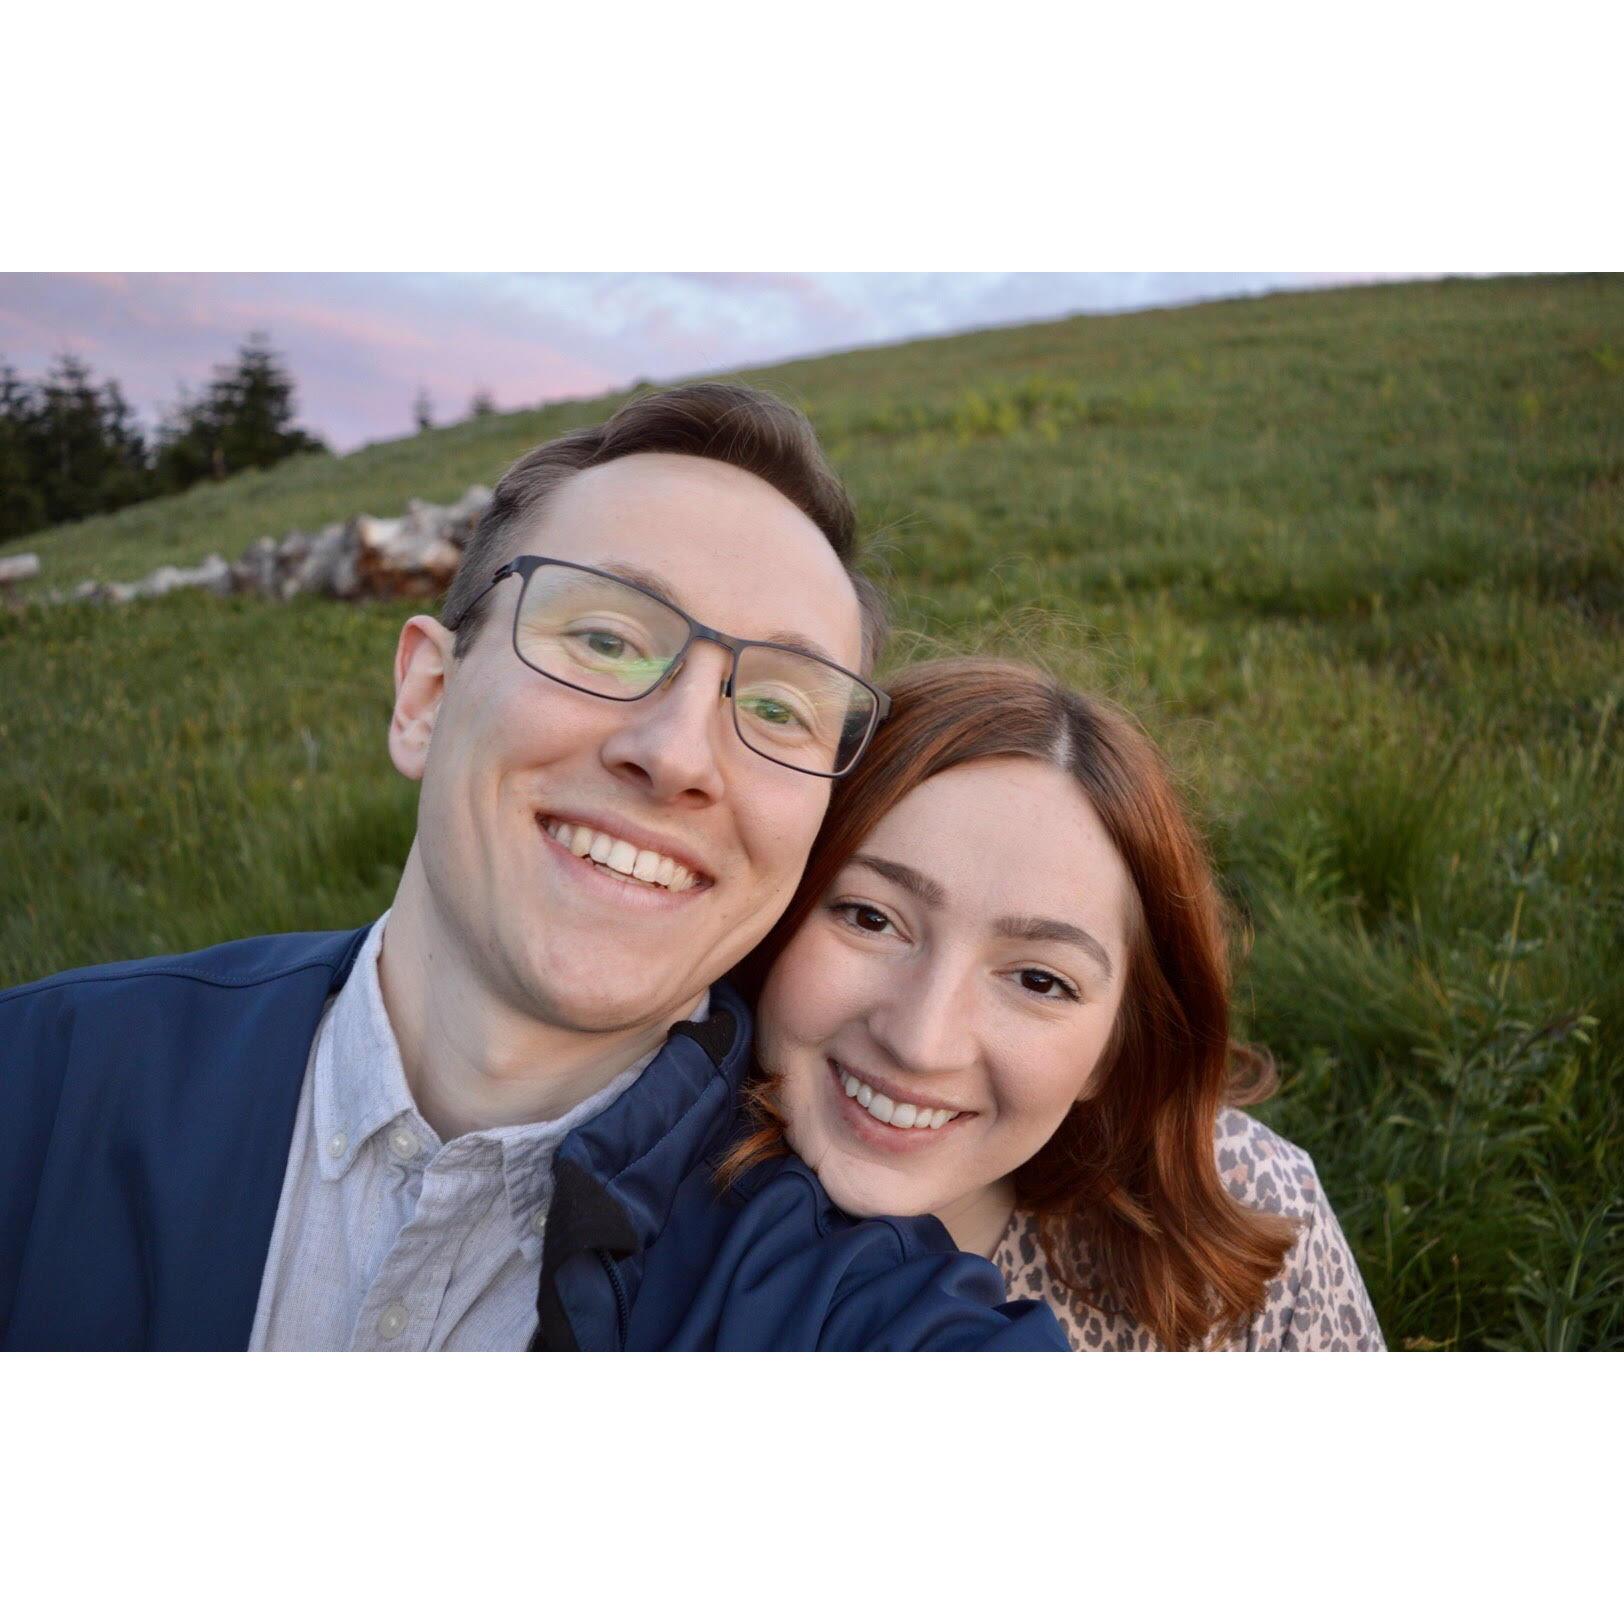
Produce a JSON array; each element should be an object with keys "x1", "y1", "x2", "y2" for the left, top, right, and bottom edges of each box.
[{"x1": 0, "y1": 928, "x2": 1067, "y2": 1351}]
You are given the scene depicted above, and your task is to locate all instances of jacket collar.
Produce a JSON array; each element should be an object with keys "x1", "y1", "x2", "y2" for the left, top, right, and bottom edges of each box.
[
  {"x1": 531, "y1": 979, "x2": 753, "y2": 1349},
  {"x1": 551, "y1": 977, "x2": 753, "y2": 1253}
]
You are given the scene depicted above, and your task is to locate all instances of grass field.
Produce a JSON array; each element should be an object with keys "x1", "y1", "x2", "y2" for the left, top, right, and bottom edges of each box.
[{"x1": 4, "y1": 273, "x2": 1621, "y2": 1349}]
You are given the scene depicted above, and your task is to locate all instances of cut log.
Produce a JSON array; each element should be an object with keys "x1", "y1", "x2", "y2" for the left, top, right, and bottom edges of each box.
[
  {"x1": 118, "y1": 555, "x2": 234, "y2": 601},
  {"x1": 286, "y1": 523, "x2": 350, "y2": 599},
  {"x1": 26, "y1": 483, "x2": 493, "y2": 611},
  {"x1": 233, "y1": 537, "x2": 280, "y2": 597},
  {"x1": 351, "y1": 511, "x2": 463, "y2": 598}
]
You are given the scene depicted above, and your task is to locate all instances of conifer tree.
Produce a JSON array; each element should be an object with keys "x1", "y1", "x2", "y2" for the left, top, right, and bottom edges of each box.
[
  {"x1": 2, "y1": 354, "x2": 156, "y2": 533},
  {"x1": 1, "y1": 335, "x2": 327, "y2": 542},
  {"x1": 0, "y1": 360, "x2": 45, "y2": 541},
  {"x1": 155, "y1": 333, "x2": 327, "y2": 492}
]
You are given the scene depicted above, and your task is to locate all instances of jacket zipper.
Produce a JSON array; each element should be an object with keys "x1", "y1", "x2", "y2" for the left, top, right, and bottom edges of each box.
[{"x1": 597, "y1": 1250, "x2": 630, "y2": 1348}]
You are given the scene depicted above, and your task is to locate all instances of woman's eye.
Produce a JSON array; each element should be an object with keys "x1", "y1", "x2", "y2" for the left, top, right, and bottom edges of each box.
[
  {"x1": 584, "y1": 630, "x2": 629, "y2": 658},
  {"x1": 834, "y1": 902, "x2": 895, "y2": 935},
  {"x1": 1015, "y1": 968, "x2": 1079, "y2": 1002}
]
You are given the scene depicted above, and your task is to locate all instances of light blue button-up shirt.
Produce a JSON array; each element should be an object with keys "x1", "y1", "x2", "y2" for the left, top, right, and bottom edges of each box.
[{"x1": 248, "y1": 914, "x2": 702, "y2": 1350}]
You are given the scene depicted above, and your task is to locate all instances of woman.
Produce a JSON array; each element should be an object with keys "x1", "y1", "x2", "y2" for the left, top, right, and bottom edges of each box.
[{"x1": 727, "y1": 657, "x2": 1383, "y2": 1351}]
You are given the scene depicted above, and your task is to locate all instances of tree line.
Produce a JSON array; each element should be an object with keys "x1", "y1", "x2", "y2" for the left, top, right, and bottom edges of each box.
[{"x1": 0, "y1": 335, "x2": 328, "y2": 545}]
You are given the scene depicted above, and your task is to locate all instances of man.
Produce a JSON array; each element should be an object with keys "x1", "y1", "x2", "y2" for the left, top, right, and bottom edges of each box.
[{"x1": 1, "y1": 383, "x2": 1062, "y2": 1351}]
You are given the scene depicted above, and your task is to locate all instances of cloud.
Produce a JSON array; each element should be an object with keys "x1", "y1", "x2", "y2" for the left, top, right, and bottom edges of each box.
[{"x1": 0, "y1": 271, "x2": 1435, "y2": 452}]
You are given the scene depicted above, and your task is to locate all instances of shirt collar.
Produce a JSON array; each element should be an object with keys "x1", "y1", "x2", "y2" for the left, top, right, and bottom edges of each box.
[
  {"x1": 312, "y1": 911, "x2": 709, "y2": 1260},
  {"x1": 313, "y1": 912, "x2": 416, "y2": 1182}
]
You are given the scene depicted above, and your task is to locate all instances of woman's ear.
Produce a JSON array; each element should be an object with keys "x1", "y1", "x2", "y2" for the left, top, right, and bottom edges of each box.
[{"x1": 388, "y1": 615, "x2": 455, "y2": 782}]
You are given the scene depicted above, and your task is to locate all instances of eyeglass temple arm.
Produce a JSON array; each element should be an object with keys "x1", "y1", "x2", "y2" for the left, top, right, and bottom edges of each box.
[{"x1": 445, "y1": 563, "x2": 518, "y2": 630}]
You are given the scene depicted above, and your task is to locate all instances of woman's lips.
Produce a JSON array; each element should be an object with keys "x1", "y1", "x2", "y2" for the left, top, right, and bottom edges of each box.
[{"x1": 828, "y1": 1058, "x2": 969, "y2": 1153}]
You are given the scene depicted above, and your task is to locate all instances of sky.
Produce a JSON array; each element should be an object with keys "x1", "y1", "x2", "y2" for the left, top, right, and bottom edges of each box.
[{"x1": 0, "y1": 272, "x2": 1430, "y2": 453}]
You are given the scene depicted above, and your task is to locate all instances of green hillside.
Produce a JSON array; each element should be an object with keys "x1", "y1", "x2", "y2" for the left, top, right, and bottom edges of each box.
[{"x1": 3, "y1": 273, "x2": 1621, "y2": 1349}]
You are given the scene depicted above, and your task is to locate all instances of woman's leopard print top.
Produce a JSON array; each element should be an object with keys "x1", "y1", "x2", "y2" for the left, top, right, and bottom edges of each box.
[{"x1": 993, "y1": 1108, "x2": 1385, "y2": 1351}]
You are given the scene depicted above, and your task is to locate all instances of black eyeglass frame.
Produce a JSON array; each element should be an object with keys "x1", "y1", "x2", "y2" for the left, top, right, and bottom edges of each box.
[{"x1": 452, "y1": 554, "x2": 892, "y2": 780}]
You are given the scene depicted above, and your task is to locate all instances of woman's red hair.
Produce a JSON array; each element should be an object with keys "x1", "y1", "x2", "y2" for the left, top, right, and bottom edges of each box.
[{"x1": 721, "y1": 657, "x2": 1297, "y2": 1351}]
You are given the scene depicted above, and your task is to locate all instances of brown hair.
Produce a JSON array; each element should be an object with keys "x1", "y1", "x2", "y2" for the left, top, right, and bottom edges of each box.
[
  {"x1": 722, "y1": 656, "x2": 1297, "y2": 1351},
  {"x1": 442, "y1": 381, "x2": 888, "y2": 671}
]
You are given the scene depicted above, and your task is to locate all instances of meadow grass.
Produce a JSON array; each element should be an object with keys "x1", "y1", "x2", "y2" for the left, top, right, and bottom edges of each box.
[{"x1": 3, "y1": 273, "x2": 1621, "y2": 1349}]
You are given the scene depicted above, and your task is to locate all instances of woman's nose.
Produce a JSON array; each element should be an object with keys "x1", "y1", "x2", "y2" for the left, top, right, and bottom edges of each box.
[{"x1": 866, "y1": 959, "x2": 979, "y2": 1078}]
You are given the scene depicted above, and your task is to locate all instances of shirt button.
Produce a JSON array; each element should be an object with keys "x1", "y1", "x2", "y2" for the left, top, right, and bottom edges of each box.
[
  {"x1": 388, "y1": 1127, "x2": 418, "y2": 1159},
  {"x1": 530, "y1": 1212, "x2": 547, "y2": 1238},
  {"x1": 327, "y1": 1132, "x2": 348, "y2": 1159},
  {"x1": 378, "y1": 1303, "x2": 408, "y2": 1340}
]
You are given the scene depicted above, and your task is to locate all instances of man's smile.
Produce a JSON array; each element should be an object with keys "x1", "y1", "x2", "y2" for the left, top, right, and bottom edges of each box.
[{"x1": 537, "y1": 813, "x2": 715, "y2": 903}]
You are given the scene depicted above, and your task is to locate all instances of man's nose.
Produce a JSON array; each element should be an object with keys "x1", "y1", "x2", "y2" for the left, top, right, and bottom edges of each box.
[
  {"x1": 866, "y1": 955, "x2": 980, "y2": 1079},
  {"x1": 598, "y1": 638, "x2": 733, "y2": 804}
]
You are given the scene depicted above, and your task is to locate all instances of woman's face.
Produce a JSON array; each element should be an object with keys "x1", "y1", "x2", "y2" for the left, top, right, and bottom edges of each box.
[{"x1": 756, "y1": 756, "x2": 1133, "y2": 1242}]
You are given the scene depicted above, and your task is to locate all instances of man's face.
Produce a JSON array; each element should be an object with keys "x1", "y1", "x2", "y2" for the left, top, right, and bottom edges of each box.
[{"x1": 391, "y1": 452, "x2": 864, "y2": 1035}]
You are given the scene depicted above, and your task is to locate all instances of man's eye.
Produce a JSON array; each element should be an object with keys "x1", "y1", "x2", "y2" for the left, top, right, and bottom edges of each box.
[
  {"x1": 739, "y1": 692, "x2": 812, "y2": 731},
  {"x1": 583, "y1": 630, "x2": 630, "y2": 659}
]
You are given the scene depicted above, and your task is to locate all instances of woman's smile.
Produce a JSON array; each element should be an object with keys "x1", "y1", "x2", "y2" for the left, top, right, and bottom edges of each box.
[{"x1": 827, "y1": 1056, "x2": 972, "y2": 1152}]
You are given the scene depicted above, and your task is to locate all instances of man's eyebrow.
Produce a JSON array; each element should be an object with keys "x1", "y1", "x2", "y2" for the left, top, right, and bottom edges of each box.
[
  {"x1": 758, "y1": 629, "x2": 841, "y2": 663},
  {"x1": 849, "y1": 855, "x2": 947, "y2": 907},
  {"x1": 597, "y1": 559, "x2": 686, "y2": 606},
  {"x1": 994, "y1": 915, "x2": 1114, "y2": 979},
  {"x1": 596, "y1": 559, "x2": 839, "y2": 666}
]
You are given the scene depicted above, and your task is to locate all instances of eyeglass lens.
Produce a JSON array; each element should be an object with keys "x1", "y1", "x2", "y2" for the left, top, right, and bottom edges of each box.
[{"x1": 514, "y1": 562, "x2": 876, "y2": 775}]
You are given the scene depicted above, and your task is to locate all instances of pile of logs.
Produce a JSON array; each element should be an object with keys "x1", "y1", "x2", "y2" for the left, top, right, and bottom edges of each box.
[
  {"x1": 0, "y1": 552, "x2": 40, "y2": 605},
  {"x1": 27, "y1": 485, "x2": 493, "y2": 608}
]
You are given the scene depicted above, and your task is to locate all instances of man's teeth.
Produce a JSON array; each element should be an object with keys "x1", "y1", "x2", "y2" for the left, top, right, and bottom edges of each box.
[
  {"x1": 542, "y1": 819, "x2": 699, "y2": 892},
  {"x1": 838, "y1": 1066, "x2": 958, "y2": 1130}
]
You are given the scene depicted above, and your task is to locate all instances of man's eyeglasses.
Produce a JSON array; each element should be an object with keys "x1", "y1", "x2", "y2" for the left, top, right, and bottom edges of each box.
[{"x1": 452, "y1": 556, "x2": 891, "y2": 779}]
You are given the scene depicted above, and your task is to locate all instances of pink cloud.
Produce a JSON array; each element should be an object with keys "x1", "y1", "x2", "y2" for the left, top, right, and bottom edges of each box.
[{"x1": 0, "y1": 272, "x2": 1448, "y2": 451}]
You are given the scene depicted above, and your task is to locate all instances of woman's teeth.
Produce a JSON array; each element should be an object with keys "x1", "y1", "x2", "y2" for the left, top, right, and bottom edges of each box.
[
  {"x1": 542, "y1": 819, "x2": 698, "y2": 892},
  {"x1": 837, "y1": 1065, "x2": 959, "y2": 1130}
]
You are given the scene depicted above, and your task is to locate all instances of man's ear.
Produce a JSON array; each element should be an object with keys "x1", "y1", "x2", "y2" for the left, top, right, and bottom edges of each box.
[{"x1": 389, "y1": 615, "x2": 456, "y2": 782}]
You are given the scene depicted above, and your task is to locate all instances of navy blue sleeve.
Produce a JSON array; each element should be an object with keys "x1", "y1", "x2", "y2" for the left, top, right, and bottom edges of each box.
[
  {"x1": 817, "y1": 1227, "x2": 1071, "y2": 1351},
  {"x1": 0, "y1": 979, "x2": 73, "y2": 1337},
  {"x1": 632, "y1": 1161, "x2": 1072, "y2": 1350}
]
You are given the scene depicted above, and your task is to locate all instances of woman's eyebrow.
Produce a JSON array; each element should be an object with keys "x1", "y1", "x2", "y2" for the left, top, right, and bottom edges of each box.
[
  {"x1": 849, "y1": 855, "x2": 946, "y2": 907},
  {"x1": 994, "y1": 915, "x2": 1114, "y2": 979},
  {"x1": 849, "y1": 858, "x2": 1114, "y2": 977}
]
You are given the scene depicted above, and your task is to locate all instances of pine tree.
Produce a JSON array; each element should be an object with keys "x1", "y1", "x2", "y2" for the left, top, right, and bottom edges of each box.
[
  {"x1": 413, "y1": 388, "x2": 434, "y2": 433},
  {"x1": 17, "y1": 354, "x2": 155, "y2": 529},
  {"x1": 152, "y1": 382, "x2": 217, "y2": 493},
  {"x1": 1, "y1": 337, "x2": 327, "y2": 541},
  {"x1": 97, "y1": 377, "x2": 152, "y2": 512},
  {"x1": 0, "y1": 360, "x2": 45, "y2": 542},
  {"x1": 220, "y1": 335, "x2": 326, "y2": 468},
  {"x1": 155, "y1": 333, "x2": 327, "y2": 492}
]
